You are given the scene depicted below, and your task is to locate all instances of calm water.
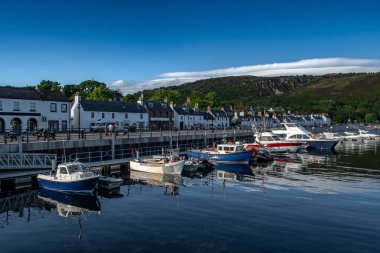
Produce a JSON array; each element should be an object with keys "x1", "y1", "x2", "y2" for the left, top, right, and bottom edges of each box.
[{"x1": 1, "y1": 141, "x2": 380, "y2": 253}]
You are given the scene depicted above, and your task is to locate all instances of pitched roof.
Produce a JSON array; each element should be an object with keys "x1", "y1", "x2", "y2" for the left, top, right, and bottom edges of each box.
[
  {"x1": 203, "y1": 112, "x2": 215, "y2": 120},
  {"x1": 211, "y1": 110, "x2": 228, "y2": 118},
  {"x1": 173, "y1": 106, "x2": 203, "y2": 116},
  {"x1": 80, "y1": 100, "x2": 147, "y2": 113},
  {"x1": 0, "y1": 87, "x2": 69, "y2": 102},
  {"x1": 140, "y1": 100, "x2": 173, "y2": 112}
]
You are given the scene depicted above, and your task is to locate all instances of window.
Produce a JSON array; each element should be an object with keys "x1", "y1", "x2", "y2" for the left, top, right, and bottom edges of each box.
[
  {"x1": 140, "y1": 114, "x2": 143, "y2": 119},
  {"x1": 60, "y1": 168, "x2": 68, "y2": 174},
  {"x1": 125, "y1": 113, "x2": 128, "y2": 119},
  {"x1": 91, "y1": 112, "x2": 94, "y2": 118},
  {"x1": 14, "y1": 102, "x2": 20, "y2": 111},
  {"x1": 50, "y1": 103, "x2": 57, "y2": 112},
  {"x1": 62, "y1": 120, "x2": 67, "y2": 132},
  {"x1": 42, "y1": 116, "x2": 47, "y2": 122},
  {"x1": 102, "y1": 113, "x2": 105, "y2": 119},
  {"x1": 0, "y1": 101, "x2": 2, "y2": 110},
  {"x1": 30, "y1": 102, "x2": 36, "y2": 111},
  {"x1": 112, "y1": 113, "x2": 115, "y2": 119},
  {"x1": 61, "y1": 104, "x2": 67, "y2": 113}
]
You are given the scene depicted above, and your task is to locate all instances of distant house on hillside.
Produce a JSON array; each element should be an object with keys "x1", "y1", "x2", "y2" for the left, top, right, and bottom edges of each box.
[
  {"x1": 207, "y1": 106, "x2": 229, "y2": 129},
  {"x1": 0, "y1": 86, "x2": 70, "y2": 132}
]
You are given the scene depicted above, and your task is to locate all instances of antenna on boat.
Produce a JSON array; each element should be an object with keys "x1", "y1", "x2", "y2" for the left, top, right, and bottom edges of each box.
[{"x1": 63, "y1": 140, "x2": 67, "y2": 163}]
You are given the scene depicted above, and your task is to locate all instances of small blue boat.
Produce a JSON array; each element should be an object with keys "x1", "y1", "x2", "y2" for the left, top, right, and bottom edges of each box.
[
  {"x1": 37, "y1": 162, "x2": 99, "y2": 193},
  {"x1": 187, "y1": 143, "x2": 253, "y2": 164}
]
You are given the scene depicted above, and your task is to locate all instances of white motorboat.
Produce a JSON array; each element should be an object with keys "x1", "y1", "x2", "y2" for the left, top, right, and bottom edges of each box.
[
  {"x1": 358, "y1": 129, "x2": 379, "y2": 140},
  {"x1": 244, "y1": 131, "x2": 303, "y2": 153},
  {"x1": 272, "y1": 123, "x2": 338, "y2": 150}
]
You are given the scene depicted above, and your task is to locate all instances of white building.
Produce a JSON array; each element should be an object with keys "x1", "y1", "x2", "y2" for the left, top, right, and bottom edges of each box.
[
  {"x1": 71, "y1": 95, "x2": 148, "y2": 131},
  {"x1": 206, "y1": 106, "x2": 230, "y2": 129},
  {"x1": 0, "y1": 87, "x2": 70, "y2": 133},
  {"x1": 170, "y1": 103, "x2": 204, "y2": 130}
]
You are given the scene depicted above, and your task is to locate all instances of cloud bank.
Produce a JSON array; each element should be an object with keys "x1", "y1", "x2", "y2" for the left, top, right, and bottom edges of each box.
[{"x1": 112, "y1": 58, "x2": 380, "y2": 94}]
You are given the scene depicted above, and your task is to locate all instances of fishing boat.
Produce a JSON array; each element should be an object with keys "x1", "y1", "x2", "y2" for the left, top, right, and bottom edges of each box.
[
  {"x1": 37, "y1": 161, "x2": 99, "y2": 193},
  {"x1": 244, "y1": 131, "x2": 303, "y2": 153},
  {"x1": 130, "y1": 151, "x2": 185, "y2": 174},
  {"x1": 272, "y1": 123, "x2": 338, "y2": 150},
  {"x1": 187, "y1": 143, "x2": 253, "y2": 164}
]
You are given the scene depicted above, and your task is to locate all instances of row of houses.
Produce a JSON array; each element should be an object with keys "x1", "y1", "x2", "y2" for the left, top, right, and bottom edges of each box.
[{"x1": 0, "y1": 87, "x2": 331, "y2": 133}]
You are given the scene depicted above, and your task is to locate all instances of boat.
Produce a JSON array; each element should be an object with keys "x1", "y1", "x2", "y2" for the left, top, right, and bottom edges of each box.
[
  {"x1": 272, "y1": 123, "x2": 338, "y2": 150},
  {"x1": 244, "y1": 131, "x2": 303, "y2": 153},
  {"x1": 129, "y1": 151, "x2": 185, "y2": 174},
  {"x1": 37, "y1": 161, "x2": 100, "y2": 193},
  {"x1": 322, "y1": 132, "x2": 343, "y2": 141},
  {"x1": 358, "y1": 129, "x2": 379, "y2": 140},
  {"x1": 187, "y1": 143, "x2": 253, "y2": 164}
]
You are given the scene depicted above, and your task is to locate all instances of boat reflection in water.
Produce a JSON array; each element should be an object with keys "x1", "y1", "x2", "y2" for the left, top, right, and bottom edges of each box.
[
  {"x1": 38, "y1": 188, "x2": 101, "y2": 240},
  {"x1": 129, "y1": 170, "x2": 183, "y2": 196},
  {"x1": 214, "y1": 164, "x2": 255, "y2": 182}
]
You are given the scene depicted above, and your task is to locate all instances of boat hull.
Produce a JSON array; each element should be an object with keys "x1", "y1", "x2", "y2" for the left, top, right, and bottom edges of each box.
[
  {"x1": 187, "y1": 150, "x2": 252, "y2": 164},
  {"x1": 37, "y1": 176, "x2": 99, "y2": 193},
  {"x1": 245, "y1": 142, "x2": 302, "y2": 153},
  {"x1": 306, "y1": 140, "x2": 338, "y2": 150},
  {"x1": 130, "y1": 159, "x2": 184, "y2": 174}
]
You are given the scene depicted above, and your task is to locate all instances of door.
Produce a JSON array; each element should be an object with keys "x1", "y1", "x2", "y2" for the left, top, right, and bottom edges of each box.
[{"x1": 48, "y1": 120, "x2": 59, "y2": 131}]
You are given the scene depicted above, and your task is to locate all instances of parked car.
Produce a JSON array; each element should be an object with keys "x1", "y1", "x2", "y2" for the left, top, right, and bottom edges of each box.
[{"x1": 90, "y1": 122, "x2": 116, "y2": 132}]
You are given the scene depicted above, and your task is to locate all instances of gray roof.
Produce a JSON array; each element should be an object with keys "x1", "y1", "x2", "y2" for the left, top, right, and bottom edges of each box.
[
  {"x1": 0, "y1": 87, "x2": 69, "y2": 102},
  {"x1": 173, "y1": 106, "x2": 203, "y2": 116},
  {"x1": 80, "y1": 100, "x2": 147, "y2": 113},
  {"x1": 211, "y1": 110, "x2": 228, "y2": 118},
  {"x1": 141, "y1": 100, "x2": 173, "y2": 112}
]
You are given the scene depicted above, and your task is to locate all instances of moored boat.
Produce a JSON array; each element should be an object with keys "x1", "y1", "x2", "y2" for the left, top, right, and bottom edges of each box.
[
  {"x1": 244, "y1": 131, "x2": 303, "y2": 153},
  {"x1": 130, "y1": 154, "x2": 185, "y2": 175},
  {"x1": 37, "y1": 162, "x2": 99, "y2": 193},
  {"x1": 187, "y1": 143, "x2": 253, "y2": 164},
  {"x1": 273, "y1": 123, "x2": 338, "y2": 150}
]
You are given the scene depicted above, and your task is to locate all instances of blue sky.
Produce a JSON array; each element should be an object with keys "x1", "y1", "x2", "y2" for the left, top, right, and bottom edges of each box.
[{"x1": 1, "y1": 0, "x2": 380, "y2": 93}]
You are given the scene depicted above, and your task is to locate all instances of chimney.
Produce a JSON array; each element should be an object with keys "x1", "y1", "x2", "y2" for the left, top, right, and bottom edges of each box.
[
  {"x1": 207, "y1": 105, "x2": 211, "y2": 112},
  {"x1": 170, "y1": 101, "x2": 174, "y2": 108},
  {"x1": 74, "y1": 92, "x2": 81, "y2": 104},
  {"x1": 186, "y1": 97, "x2": 191, "y2": 105},
  {"x1": 60, "y1": 88, "x2": 65, "y2": 94},
  {"x1": 234, "y1": 112, "x2": 238, "y2": 118},
  {"x1": 221, "y1": 106, "x2": 224, "y2": 111},
  {"x1": 194, "y1": 103, "x2": 199, "y2": 111},
  {"x1": 164, "y1": 96, "x2": 168, "y2": 103}
]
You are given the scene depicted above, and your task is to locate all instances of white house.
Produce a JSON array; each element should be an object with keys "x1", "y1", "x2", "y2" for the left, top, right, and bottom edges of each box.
[
  {"x1": 71, "y1": 95, "x2": 149, "y2": 130},
  {"x1": 0, "y1": 86, "x2": 70, "y2": 133},
  {"x1": 170, "y1": 103, "x2": 204, "y2": 130},
  {"x1": 206, "y1": 106, "x2": 230, "y2": 129}
]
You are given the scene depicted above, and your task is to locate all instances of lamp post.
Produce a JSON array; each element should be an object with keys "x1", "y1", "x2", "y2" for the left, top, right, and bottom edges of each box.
[{"x1": 78, "y1": 103, "x2": 81, "y2": 139}]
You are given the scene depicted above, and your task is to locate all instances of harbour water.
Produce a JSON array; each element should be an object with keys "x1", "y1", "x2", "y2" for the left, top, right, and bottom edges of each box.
[{"x1": 1, "y1": 141, "x2": 379, "y2": 253}]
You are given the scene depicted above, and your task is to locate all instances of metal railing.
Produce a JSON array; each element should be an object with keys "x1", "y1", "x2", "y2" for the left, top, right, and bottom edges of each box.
[
  {"x1": 0, "y1": 127, "x2": 256, "y2": 144},
  {"x1": 0, "y1": 153, "x2": 57, "y2": 170}
]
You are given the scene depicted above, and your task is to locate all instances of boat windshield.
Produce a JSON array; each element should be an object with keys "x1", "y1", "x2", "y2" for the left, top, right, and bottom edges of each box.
[
  {"x1": 235, "y1": 145, "x2": 244, "y2": 152},
  {"x1": 272, "y1": 135, "x2": 281, "y2": 140},
  {"x1": 66, "y1": 163, "x2": 87, "y2": 173}
]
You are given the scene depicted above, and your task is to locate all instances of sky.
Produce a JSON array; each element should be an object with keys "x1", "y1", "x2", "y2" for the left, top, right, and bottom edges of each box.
[{"x1": 1, "y1": 0, "x2": 380, "y2": 93}]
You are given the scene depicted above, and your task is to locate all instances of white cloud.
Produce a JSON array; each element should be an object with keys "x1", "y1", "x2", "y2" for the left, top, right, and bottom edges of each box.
[{"x1": 113, "y1": 58, "x2": 380, "y2": 94}]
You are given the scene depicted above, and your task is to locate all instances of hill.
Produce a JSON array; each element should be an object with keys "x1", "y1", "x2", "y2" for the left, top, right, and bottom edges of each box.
[{"x1": 135, "y1": 73, "x2": 380, "y2": 122}]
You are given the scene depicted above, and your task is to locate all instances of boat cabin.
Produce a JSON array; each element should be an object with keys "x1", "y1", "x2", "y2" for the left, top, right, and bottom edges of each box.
[
  {"x1": 56, "y1": 162, "x2": 91, "y2": 178},
  {"x1": 256, "y1": 132, "x2": 282, "y2": 142},
  {"x1": 217, "y1": 144, "x2": 245, "y2": 154}
]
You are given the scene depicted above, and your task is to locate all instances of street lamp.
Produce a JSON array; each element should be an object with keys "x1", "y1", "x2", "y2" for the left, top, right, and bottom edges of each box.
[{"x1": 78, "y1": 103, "x2": 81, "y2": 139}]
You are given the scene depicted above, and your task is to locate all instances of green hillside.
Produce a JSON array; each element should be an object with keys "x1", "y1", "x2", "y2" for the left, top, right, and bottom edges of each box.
[{"x1": 135, "y1": 73, "x2": 380, "y2": 122}]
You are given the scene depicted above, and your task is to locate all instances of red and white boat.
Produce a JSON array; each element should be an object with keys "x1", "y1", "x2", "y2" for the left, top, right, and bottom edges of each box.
[{"x1": 244, "y1": 131, "x2": 303, "y2": 153}]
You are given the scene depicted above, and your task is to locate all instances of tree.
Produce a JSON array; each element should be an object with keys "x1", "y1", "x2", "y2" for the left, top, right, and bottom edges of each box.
[
  {"x1": 78, "y1": 80, "x2": 107, "y2": 99},
  {"x1": 364, "y1": 113, "x2": 376, "y2": 123},
  {"x1": 123, "y1": 94, "x2": 137, "y2": 103},
  {"x1": 204, "y1": 92, "x2": 221, "y2": 108},
  {"x1": 89, "y1": 86, "x2": 113, "y2": 101},
  {"x1": 37, "y1": 80, "x2": 61, "y2": 92}
]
